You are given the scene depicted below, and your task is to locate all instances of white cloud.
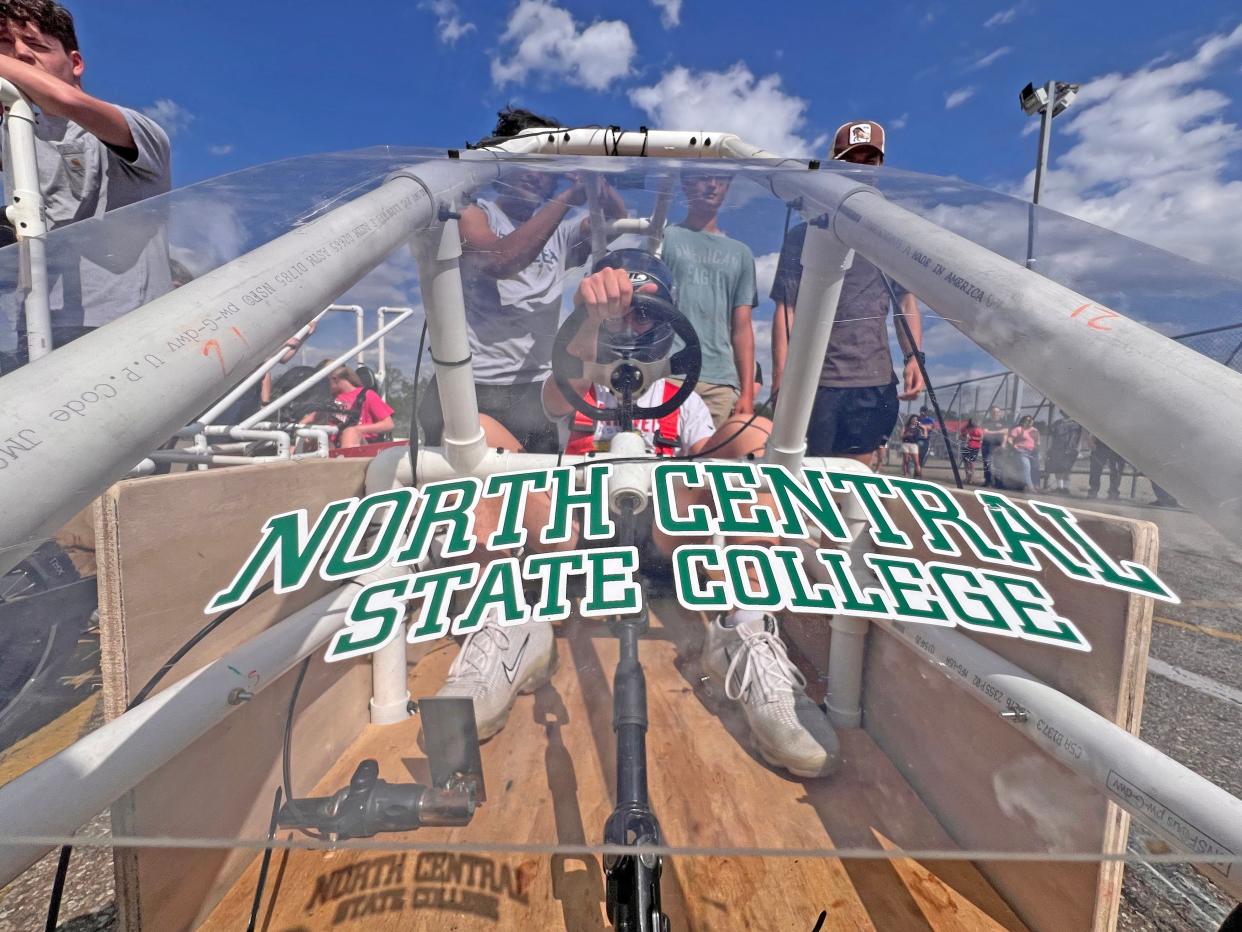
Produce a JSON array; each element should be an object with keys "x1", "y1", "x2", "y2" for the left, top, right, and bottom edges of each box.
[
  {"x1": 1021, "y1": 120, "x2": 1040, "y2": 136},
  {"x1": 651, "y1": 0, "x2": 681, "y2": 28},
  {"x1": 492, "y1": 0, "x2": 636, "y2": 91},
  {"x1": 945, "y1": 87, "x2": 976, "y2": 109},
  {"x1": 968, "y1": 46, "x2": 1011, "y2": 70},
  {"x1": 754, "y1": 251, "x2": 779, "y2": 301},
  {"x1": 984, "y1": 5, "x2": 1020, "y2": 27},
  {"x1": 629, "y1": 63, "x2": 827, "y2": 158},
  {"x1": 890, "y1": 113, "x2": 909, "y2": 131},
  {"x1": 141, "y1": 98, "x2": 193, "y2": 136},
  {"x1": 421, "y1": 0, "x2": 476, "y2": 45},
  {"x1": 1029, "y1": 22, "x2": 1242, "y2": 271},
  {"x1": 208, "y1": 144, "x2": 234, "y2": 156}
]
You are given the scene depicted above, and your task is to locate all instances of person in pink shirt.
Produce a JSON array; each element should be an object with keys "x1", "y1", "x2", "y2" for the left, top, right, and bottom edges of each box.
[
  {"x1": 326, "y1": 365, "x2": 394, "y2": 448},
  {"x1": 959, "y1": 418, "x2": 984, "y2": 485},
  {"x1": 1006, "y1": 415, "x2": 1041, "y2": 492}
]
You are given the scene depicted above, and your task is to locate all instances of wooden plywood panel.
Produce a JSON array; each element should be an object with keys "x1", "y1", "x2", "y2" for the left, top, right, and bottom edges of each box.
[
  {"x1": 861, "y1": 497, "x2": 1159, "y2": 932},
  {"x1": 202, "y1": 602, "x2": 1029, "y2": 932},
  {"x1": 95, "y1": 460, "x2": 374, "y2": 932}
]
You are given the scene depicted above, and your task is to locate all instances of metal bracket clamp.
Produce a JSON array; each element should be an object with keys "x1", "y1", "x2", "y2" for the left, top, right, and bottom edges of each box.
[
  {"x1": 5, "y1": 185, "x2": 47, "y2": 239},
  {"x1": 0, "y1": 80, "x2": 48, "y2": 239}
]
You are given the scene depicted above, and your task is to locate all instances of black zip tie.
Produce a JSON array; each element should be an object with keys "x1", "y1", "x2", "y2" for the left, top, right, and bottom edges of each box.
[{"x1": 430, "y1": 351, "x2": 473, "y2": 368}]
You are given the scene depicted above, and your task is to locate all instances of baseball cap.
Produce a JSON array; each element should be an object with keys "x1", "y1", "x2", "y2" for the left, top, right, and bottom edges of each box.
[{"x1": 832, "y1": 121, "x2": 886, "y2": 159}]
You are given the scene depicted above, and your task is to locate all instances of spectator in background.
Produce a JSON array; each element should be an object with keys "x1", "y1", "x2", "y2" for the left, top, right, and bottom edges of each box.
[
  {"x1": 661, "y1": 167, "x2": 758, "y2": 428},
  {"x1": 916, "y1": 405, "x2": 935, "y2": 466},
  {"x1": 1045, "y1": 412, "x2": 1083, "y2": 495},
  {"x1": 0, "y1": 0, "x2": 171, "y2": 357},
  {"x1": 980, "y1": 405, "x2": 1008, "y2": 487},
  {"x1": 418, "y1": 106, "x2": 626, "y2": 453},
  {"x1": 900, "y1": 415, "x2": 923, "y2": 478},
  {"x1": 959, "y1": 417, "x2": 983, "y2": 484},
  {"x1": 1006, "y1": 414, "x2": 1041, "y2": 492},
  {"x1": 770, "y1": 121, "x2": 926, "y2": 468},
  {"x1": 326, "y1": 364, "x2": 394, "y2": 449},
  {"x1": 1087, "y1": 433, "x2": 1126, "y2": 500}
]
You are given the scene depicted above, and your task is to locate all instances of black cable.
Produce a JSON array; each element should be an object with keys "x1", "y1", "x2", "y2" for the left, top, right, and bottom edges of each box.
[
  {"x1": 45, "y1": 580, "x2": 276, "y2": 929},
  {"x1": 685, "y1": 411, "x2": 767, "y2": 460},
  {"x1": 246, "y1": 786, "x2": 284, "y2": 932},
  {"x1": 408, "y1": 321, "x2": 428, "y2": 488},
  {"x1": 43, "y1": 845, "x2": 71, "y2": 932},
  {"x1": 879, "y1": 273, "x2": 964, "y2": 490},
  {"x1": 281, "y1": 656, "x2": 326, "y2": 841}
]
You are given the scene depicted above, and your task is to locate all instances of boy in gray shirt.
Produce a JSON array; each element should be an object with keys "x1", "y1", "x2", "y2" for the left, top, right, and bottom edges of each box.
[
  {"x1": 770, "y1": 121, "x2": 925, "y2": 466},
  {"x1": 0, "y1": 0, "x2": 171, "y2": 359}
]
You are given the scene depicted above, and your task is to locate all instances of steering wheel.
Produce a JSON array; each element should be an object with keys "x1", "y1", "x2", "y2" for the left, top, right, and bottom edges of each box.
[{"x1": 551, "y1": 293, "x2": 702, "y2": 423}]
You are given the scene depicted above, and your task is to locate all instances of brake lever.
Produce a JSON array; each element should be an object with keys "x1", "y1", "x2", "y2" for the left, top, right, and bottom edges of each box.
[{"x1": 278, "y1": 759, "x2": 479, "y2": 839}]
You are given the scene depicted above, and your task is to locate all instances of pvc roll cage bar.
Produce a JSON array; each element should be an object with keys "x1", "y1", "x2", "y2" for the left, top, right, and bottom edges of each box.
[{"x1": 1, "y1": 125, "x2": 1242, "y2": 912}]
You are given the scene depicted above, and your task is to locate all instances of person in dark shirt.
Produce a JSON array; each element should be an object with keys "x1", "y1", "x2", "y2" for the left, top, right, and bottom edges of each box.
[
  {"x1": 1046, "y1": 413, "x2": 1083, "y2": 494},
  {"x1": 769, "y1": 121, "x2": 925, "y2": 468},
  {"x1": 1087, "y1": 433, "x2": 1126, "y2": 500}
]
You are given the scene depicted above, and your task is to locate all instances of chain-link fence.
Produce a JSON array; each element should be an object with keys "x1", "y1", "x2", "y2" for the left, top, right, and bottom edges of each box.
[{"x1": 890, "y1": 322, "x2": 1242, "y2": 498}]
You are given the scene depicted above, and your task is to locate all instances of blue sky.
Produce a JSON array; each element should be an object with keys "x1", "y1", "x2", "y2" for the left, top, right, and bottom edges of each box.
[
  {"x1": 60, "y1": 1, "x2": 1242, "y2": 382},
  {"x1": 76, "y1": 1, "x2": 1242, "y2": 198}
]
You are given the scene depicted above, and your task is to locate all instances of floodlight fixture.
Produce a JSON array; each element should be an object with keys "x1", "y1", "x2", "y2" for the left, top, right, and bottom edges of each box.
[
  {"x1": 1020, "y1": 79, "x2": 1081, "y2": 269},
  {"x1": 1019, "y1": 82, "x2": 1047, "y2": 116},
  {"x1": 1019, "y1": 81, "x2": 1081, "y2": 118}
]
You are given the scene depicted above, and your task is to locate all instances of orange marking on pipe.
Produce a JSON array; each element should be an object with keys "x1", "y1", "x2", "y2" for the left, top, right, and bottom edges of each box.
[
  {"x1": 230, "y1": 326, "x2": 250, "y2": 348},
  {"x1": 202, "y1": 338, "x2": 226, "y2": 373}
]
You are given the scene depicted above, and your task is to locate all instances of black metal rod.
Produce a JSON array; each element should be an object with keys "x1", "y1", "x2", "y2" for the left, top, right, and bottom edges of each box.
[{"x1": 881, "y1": 274, "x2": 964, "y2": 489}]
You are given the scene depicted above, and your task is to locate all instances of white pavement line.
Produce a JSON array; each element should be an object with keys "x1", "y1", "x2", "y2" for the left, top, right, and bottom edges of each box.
[{"x1": 1148, "y1": 657, "x2": 1242, "y2": 710}]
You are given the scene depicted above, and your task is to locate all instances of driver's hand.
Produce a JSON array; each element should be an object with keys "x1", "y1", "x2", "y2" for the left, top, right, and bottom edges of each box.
[{"x1": 575, "y1": 268, "x2": 657, "y2": 325}]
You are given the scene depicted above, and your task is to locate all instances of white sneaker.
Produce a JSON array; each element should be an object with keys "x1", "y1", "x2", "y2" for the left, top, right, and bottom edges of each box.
[
  {"x1": 702, "y1": 614, "x2": 842, "y2": 778},
  {"x1": 435, "y1": 619, "x2": 557, "y2": 740}
]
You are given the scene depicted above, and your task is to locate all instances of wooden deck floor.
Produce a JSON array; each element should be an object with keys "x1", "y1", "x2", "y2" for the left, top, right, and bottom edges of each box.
[{"x1": 203, "y1": 603, "x2": 1030, "y2": 931}]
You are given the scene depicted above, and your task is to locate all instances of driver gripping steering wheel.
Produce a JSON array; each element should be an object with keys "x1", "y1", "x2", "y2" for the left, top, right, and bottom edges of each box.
[
  {"x1": 432, "y1": 249, "x2": 842, "y2": 780},
  {"x1": 545, "y1": 250, "x2": 720, "y2": 457}
]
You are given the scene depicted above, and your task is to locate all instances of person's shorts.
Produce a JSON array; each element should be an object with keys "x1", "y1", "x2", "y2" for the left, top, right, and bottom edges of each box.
[
  {"x1": 961, "y1": 447, "x2": 979, "y2": 463},
  {"x1": 419, "y1": 377, "x2": 561, "y2": 454},
  {"x1": 806, "y1": 380, "x2": 899, "y2": 457},
  {"x1": 901, "y1": 442, "x2": 920, "y2": 457},
  {"x1": 667, "y1": 378, "x2": 739, "y2": 430}
]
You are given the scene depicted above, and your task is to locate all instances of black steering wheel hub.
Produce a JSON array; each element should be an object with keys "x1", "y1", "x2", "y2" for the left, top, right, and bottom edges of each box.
[{"x1": 551, "y1": 293, "x2": 702, "y2": 423}]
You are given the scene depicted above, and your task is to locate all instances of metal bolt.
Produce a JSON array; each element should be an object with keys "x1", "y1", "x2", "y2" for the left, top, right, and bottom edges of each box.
[
  {"x1": 698, "y1": 675, "x2": 711, "y2": 685},
  {"x1": 1000, "y1": 707, "x2": 1028, "y2": 723},
  {"x1": 228, "y1": 687, "x2": 254, "y2": 705}
]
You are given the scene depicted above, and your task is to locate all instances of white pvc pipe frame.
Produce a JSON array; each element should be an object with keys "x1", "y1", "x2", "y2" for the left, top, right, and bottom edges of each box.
[
  {"x1": 0, "y1": 158, "x2": 496, "y2": 575},
  {"x1": 1, "y1": 127, "x2": 1240, "y2": 883},
  {"x1": 0, "y1": 79, "x2": 52, "y2": 362}
]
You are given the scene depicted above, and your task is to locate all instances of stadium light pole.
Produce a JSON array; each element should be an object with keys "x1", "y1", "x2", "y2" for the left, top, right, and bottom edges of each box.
[{"x1": 1021, "y1": 80, "x2": 1080, "y2": 269}]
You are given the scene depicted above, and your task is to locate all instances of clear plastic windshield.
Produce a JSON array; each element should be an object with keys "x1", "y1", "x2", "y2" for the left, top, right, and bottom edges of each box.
[{"x1": 1, "y1": 151, "x2": 1240, "y2": 930}]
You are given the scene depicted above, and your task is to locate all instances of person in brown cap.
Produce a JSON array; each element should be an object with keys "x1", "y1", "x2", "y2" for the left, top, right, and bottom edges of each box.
[
  {"x1": 769, "y1": 119, "x2": 926, "y2": 468},
  {"x1": 832, "y1": 119, "x2": 886, "y2": 164}
]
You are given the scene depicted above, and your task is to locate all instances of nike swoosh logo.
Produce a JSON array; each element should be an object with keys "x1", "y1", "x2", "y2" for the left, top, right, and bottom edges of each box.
[{"x1": 502, "y1": 634, "x2": 531, "y2": 685}]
